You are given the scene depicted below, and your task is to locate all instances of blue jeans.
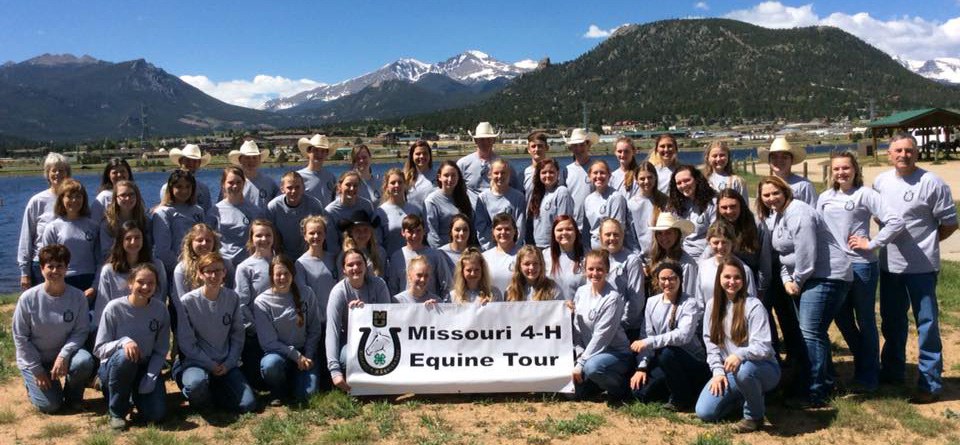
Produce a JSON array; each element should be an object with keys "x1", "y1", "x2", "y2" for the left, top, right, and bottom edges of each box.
[
  {"x1": 879, "y1": 271, "x2": 942, "y2": 394},
  {"x1": 574, "y1": 349, "x2": 633, "y2": 402},
  {"x1": 632, "y1": 346, "x2": 711, "y2": 407},
  {"x1": 98, "y1": 350, "x2": 166, "y2": 421},
  {"x1": 696, "y1": 360, "x2": 780, "y2": 421},
  {"x1": 834, "y1": 262, "x2": 880, "y2": 389},
  {"x1": 260, "y1": 352, "x2": 318, "y2": 402},
  {"x1": 178, "y1": 366, "x2": 256, "y2": 413},
  {"x1": 797, "y1": 278, "x2": 848, "y2": 403},
  {"x1": 20, "y1": 349, "x2": 95, "y2": 413}
]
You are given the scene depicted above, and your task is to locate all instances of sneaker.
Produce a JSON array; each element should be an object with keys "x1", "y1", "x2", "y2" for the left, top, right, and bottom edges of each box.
[
  {"x1": 108, "y1": 416, "x2": 127, "y2": 431},
  {"x1": 662, "y1": 401, "x2": 680, "y2": 412},
  {"x1": 909, "y1": 391, "x2": 940, "y2": 404},
  {"x1": 731, "y1": 417, "x2": 763, "y2": 433}
]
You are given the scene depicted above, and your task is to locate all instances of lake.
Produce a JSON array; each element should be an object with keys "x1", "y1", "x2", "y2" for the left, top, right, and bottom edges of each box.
[{"x1": 0, "y1": 148, "x2": 759, "y2": 294}]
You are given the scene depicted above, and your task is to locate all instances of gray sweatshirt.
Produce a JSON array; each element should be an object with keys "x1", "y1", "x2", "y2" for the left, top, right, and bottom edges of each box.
[
  {"x1": 393, "y1": 290, "x2": 444, "y2": 304},
  {"x1": 90, "y1": 190, "x2": 112, "y2": 223},
  {"x1": 41, "y1": 217, "x2": 101, "y2": 277},
  {"x1": 530, "y1": 186, "x2": 576, "y2": 248},
  {"x1": 161, "y1": 180, "x2": 213, "y2": 212},
  {"x1": 707, "y1": 172, "x2": 749, "y2": 202},
  {"x1": 387, "y1": 246, "x2": 451, "y2": 297},
  {"x1": 267, "y1": 194, "x2": 327, "y2": 258},
  {"x1": 172, "y1": 260, "x2": 235, "y2": 309},
  {"x1": 325, "y1": 197, "x2": 384, "y2": 252},
  {"x1": 607, "y1": 249, "x2": 646, "y2": 330},
  {"x1": 695, "y1": 256, "x2": 757, "y2": 308},
  {"x1": 655, "y1": 165, "x2": 674, "y2": 195},
  {"x1": 572, "y1": 282, "x2": 630, "y2": 372},
  {"x1": 543, "y1": 248, "x2": 585, "y2": 301},
  {"x1": 298, "y1": 167, "x2": 337, "y2": 207},
  {"x1": 207, "y1": 199, "x2": 267, "y2": 267},
  {"x1": 524, "y1": 164, "x2": 567, "y2": 201},
  {"x1": 325, "y1": 276, "x2": 393, "y2": 378},
  {"x1": 702, "y1": 297, "x2": 776, "y2": 376},
  {"x1": 234, "y1": 255, "x2": 272, "y2": 328},
  {"x1": 424, "y1": 190, "x2": 491, "y2": 248},
  {"x1": 786, "y1": 173, "x2": 817, "y2": 207},
  {"x1": 565, "y1": 159, "x2": 592, "y2": 217},
  {"x1": 177, "y1": 287, "x2": 245, "y2": 371},
  {"x1": 446, "y1": 287, "x2": 504, "y2": 303},
  {"x1": 677, "y1": 200, "x2": 716, "y2": 260},
  {"x1": 770, "y1": 200, "x2": 853, "y2": 286},
  {"x1": 456, "y1": 152, "x2": 523, "y2": 194},
  {"x1": 358, "y1": 174, "x2": 383, "y2": 205},
  {"x1": 636, "y1": 292, "x2": 705, "y2": 369},
  {"x1": 581, "y1": 188, "x2": 629, "y2": 250},
  {"x1": 376, "y1": 202, "x2": 424, "y2": 256},
  {"x1": 243, "y1": 172, "x2": 281, "y2": 210},
  {"x1": 405, "y1": 168, "x2": 436, "y2": 213},
  {"x1": 253, "y1": 287, "x2": 323, "y2": 362},
  {"x1": 817, "y1": 187, "x2": 905, "y2": 264},
  {"x1": 295, "y1": 251, "x2": 338, "y2": 324},
  {"x1": 873, "y1": 168, "x2": 958, "y2": 274},
  {"x1": 94, "y1": 296, "x2": 170, "y2": 394},
  {"x1": 95, "y1": 259, "x2": 168, "y2": 328},
  {"x1": 478, "y1": 188, "x2": 527, "y2": 243},
  {"x1": 13, "y1": 285, "x2": 89, "y2": 374},
  {"x1": 151, "y1": 203, "x2": 206, "y2": 272},
  {"x1": 17, "y1": 189, "x2": 56, "y2": 276},
  {"x1": 625, "y1": 194, "x2": 657, "y2": 255}
]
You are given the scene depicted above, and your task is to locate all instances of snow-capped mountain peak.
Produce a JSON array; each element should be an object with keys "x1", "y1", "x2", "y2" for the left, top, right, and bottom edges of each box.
[
  {"x1": 896, "y1": 55, "x2": 960, "y2": 84},
  {"x1": 261, "y1": 50, "x2": 538, "y2": 110}
]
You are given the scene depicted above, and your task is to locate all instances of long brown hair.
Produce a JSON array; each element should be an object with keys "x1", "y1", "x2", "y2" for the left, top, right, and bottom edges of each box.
[
  {"x1": 638, "y1": 162, "x2": 669, "y2": 209},
  {"x1": 650, "y1": 227, "x2": 684, "y2": 267},
  {"x1": 755, "y1": 176, "x2": 793, "y2": 219},
  {"x1": 829, "y1": 150, "x2": 864, "y2": 190},
  {"x1": 668, "y1": 164, "x2": 715, "y2": 214},
  {"x1": 246, "y1": 219, "x2": 281, "y2": 256},
  {"x1": 403, "y1": 140, "x2": 433, "y2": 186},
  {"x1": 549, "y1": 215, "x2": 583, "y2": 275},
  {"x1": 104, "y1": 180, "x2": 148, "y2": 241},
  {"x1": 270, "y1": 254, "x2": 304, "y2": 327},
  {"x1": 528, "y1": 157, "x2": 560, "y2": 219},
  {"x1": 54, "y1": 179, "x2": 90, "y2": 217},
  {"x1": 107, "y1": 220, "x2": 152, "y2": 274},
  {"x1": 436, "y1": 161, "x2": 473, "y2": 221},
  {"x1": 505, "y1": 245, "x2": 556, "y2": 301},
  {"x1": 709, "y1": 256, "x2": 749, "y2": 346},
  {"x1": 715, "y1": 189, "x2": 759, "y2": 254}
]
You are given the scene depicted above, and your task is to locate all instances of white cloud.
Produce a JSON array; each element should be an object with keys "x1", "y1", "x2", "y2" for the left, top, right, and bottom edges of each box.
[
  {"x1": 725, "y1": 2, "x2": 960, "y2": 61},
  {"x1": 179, "y1": 74, "x2": 325, "y2": 109},
  {"x1": 695, "y1": 2, "x2": 709, "y2": 11},
  {"x1": 583, "y1": 23, "x2": 630, "y2": 39}
]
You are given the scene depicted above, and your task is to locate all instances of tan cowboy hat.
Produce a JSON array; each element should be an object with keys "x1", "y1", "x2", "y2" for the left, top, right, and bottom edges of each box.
[
  {"x1": 297, "y1": 134, "x2": 330, "y2": 156},
  {"x1": 469, "y1": 122, "x2": 500, "y2": 139},
  {"x1": 649, "y1": 212, "x2": 694, "y2": 237},
  {"x1": 168, "y1": 144, "x2": 211, "y2": 167},
  {"x1": 563, "y1": 128, "x2": 599, "y2": 146},
  {"x1": 228, "y1": 140, "x2": 270, "y2": 166},
  {"x1": 759, "y1": 137, "x2": 805, "y2": 165}
]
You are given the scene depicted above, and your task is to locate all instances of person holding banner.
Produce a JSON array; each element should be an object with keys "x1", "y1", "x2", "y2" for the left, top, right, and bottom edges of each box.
[
  {"x1": 505, "y1": 245, "x2": 559, "y2": 301},
  {"x1": 598, "y1": 218, "x2": 645, "y2": 339},
  {"x1": 326, "y1": 249, "x2": 393, "y2": 392},
  {"x1": 255, "y1": 255, "x2": 322, "y2": 404},
  {"x1": 483, "y1": 213, "x2": 521, "y2": 296},
  {"x1": 570, "y1": 249, "x2": 633, "y2": 403},
  {"x1": 543, "y1": 215, "x2": 586, "y2": 301},
  {"x1": 696, "y1": 257, "x2": 779, "y2": 433},
  {"x1": 630, "y1": 262, "x2": 710, "y2": 412},
  {"x1": 394, "y1": 256, "x2": 443, "y2": 305},
  {"x1": 174, "y1": 253, "x2": 255, "y2": 413},
  {"x1": 448, "y1": 248, "x2": 502, "y2": 303}
]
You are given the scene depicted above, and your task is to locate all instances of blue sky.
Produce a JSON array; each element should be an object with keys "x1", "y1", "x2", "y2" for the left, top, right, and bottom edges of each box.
[{"x1": 3, "y1": 0, "x2": 960, "y2": 107}]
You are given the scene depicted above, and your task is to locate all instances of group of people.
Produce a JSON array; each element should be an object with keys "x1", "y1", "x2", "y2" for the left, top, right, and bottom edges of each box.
[{"x1": 12, "y1": 122, "x2": 957, "y2": 433}]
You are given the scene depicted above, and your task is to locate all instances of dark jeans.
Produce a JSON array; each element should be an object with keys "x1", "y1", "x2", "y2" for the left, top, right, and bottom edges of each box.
[
  {"x1": 98, "y1": 350, "x2": 166, "y2": 422},
  {"x1": 762, "y1": 263, "x2": 808, "y2": 392},
  {"x1": 241, "y1": 330, "x2": 266, "y2": 391},
  {"x1": 633, "y1": 346, "x2": 712, "y2": 408}
]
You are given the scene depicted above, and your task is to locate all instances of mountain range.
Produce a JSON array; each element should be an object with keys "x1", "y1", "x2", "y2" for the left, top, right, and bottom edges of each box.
[
  {"x1": 262, "y1": 50, "x2": 537, "y2": 111},
  {"x1": 896, "y1": 56, "x2": 960, "y2": 84}
]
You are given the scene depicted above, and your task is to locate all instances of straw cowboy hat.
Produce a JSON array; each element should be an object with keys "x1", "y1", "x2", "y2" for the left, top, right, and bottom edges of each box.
[
  {"x1": 297, "y1": 134, "x2": 330, "y2": 156},
  {"x1": 228, "y1": 140, "x2": 270, "y2": 166},
  {"x1": 759, "y1": 137, "x2": 806, "y2": 165},
  {"x1": 469, "y1": 122, "x2": 500, "y2": 139},
  {"x1": 563, "y1": 128, "x2": 599, "y2": 146},
  {"x1": 649, "y1": 212, "x2": 695, "y2": 238},
  {"x1": 168, "y1": 144, "x2": 211, "y2": 167}
]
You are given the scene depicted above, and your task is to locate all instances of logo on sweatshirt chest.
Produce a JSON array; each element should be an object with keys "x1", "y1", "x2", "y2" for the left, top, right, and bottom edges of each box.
[
  {"x1": 149, "y1": 319, "x2": 160, "y2": 332},
  {"x1": 357, "y1": 310, "x2": 402, "y2": 376},
  {"x1": 83, "y1": 230, "x2": 95, "y2": 242},
  {"x1": 222, "y1": 313, "x2": 233, "y2": 326},
  {"x1": 193, "y1": 213, "x2": 202, "y2": 223},
  {"x1": 844, "y1": 200, "x2": 855, "y2": 211},
  {"x1": 903, "y1": 190, "x2": 915, "y2": 202},
  {"x1": 62, "y1": 309, "x2": 74, "y2": 323}
]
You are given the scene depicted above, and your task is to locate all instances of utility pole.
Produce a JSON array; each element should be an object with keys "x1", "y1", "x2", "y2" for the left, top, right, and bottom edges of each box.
[
  {"x1": 139, "y1": 103, "x2": 147, "y2": 146},
  {"x1": 581, "y1": 101, "x2": 588, "y2": 130}
]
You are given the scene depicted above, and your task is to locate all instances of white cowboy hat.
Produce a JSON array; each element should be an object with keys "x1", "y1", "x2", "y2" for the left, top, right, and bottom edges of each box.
[
  {"x1": 168, "y1": 144, "x2": 211, "y2": 167},
  {"x1": 297, "y1": 134, "x2": 330, "y2": 156},
  {"x1": 649, "y1": 212, "x2": 695, "y2": 238},
  {"x1": 759, "y1": 137, "x2": 805, "y2": 165},
  {"x1": 228, "y1": 140, "x2": 270, "y2": 166},
  {"x1": 563, "y1": 128, "x2": 599, "y2": 146},
  {"x1": 469, "y1": 122, "x2": 500, "y2": 139}
]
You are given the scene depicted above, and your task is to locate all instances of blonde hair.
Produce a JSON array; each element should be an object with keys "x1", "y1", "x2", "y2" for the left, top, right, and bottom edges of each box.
[
  {"x1": 505, "y1": 245, "x2": 556, "y2": 301},
  {"x1": 300, "y1": 214, "x2": 328, "y2": 253},
  {"x1": 405, "y1": 256, "x2": 432, "y2": 292},
  {"x1": 342, "y1": 230, "x2": 384, "y2": 277},
  {"x1": 380, "y1": 168, "x2": 407, "y2": 205},
  {"x1": 178, "y1": 223, "x2": 222, "y2": 289},
  {"x1": 703, "y1": 141, "x2": 734, "y2": 175},
  {"x1": 451, "y1": 249, "x2": 495, "y2": 303}
]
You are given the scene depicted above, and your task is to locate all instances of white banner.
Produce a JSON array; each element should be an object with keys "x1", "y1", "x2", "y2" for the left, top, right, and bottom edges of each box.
[{"x1": 346, "y1": 301, "x2": 575, "y2": 395}]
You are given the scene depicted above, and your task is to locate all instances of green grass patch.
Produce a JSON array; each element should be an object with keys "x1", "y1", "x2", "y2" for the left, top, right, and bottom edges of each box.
[
  {"x1": 251, "y1": 413, "x2": 309, "y2": 445},
  {"x1": 34, "y1": 421, "x2": 72, "y2": 439},
  {"x1": 496, "y1": 420, "x2": 521, "y2": 437},
  {"x1": 620, "y1": 401, "x2": 692, "y2": 424},
  {"x1": 415, "y1": 413, "x2": 457, "y2": 445},
  {"x1": 535, "y1": 413, "x2": 605, "y2": 438},
  {"x1": 127, "y1": 428, "x2": 200, "y2": 445},
  {"x1": 867, "y1": 397, "x2": 947, "y2": 437},
  {"x1": 938, "y1": 260, "x2": 960, "y2": 313},
  {"x1": 830, "y1": 397, "x2": 891, "y2": 432},
  {"x1": 306, "y1": 390, "x2": 362, "y2": 421},
  {"x1": 689, "y1": 432, "x2": 733, "y2": 445},
  {"x1": 0, "y1": 306, "x2": 18, "y2": 382},
  {"x1": 81, "y1": 430, "x2": 115, "y2": 445},
  {"x1": 364, "y1": 401, "x2": 402, "y2": 438},
  {"x1": 0, "y1": 293, "x2": 17, "y2": 304},
  {"x1": 0, "y1": 408, "x2": 15, "y2": 424},
  {"x1": 316, "y1": 420, "x2": 373, "y2": 445}
]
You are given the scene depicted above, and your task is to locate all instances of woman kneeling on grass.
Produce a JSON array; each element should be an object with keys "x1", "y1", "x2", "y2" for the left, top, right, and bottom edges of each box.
[
  {"x1": 696, "y1": 257, "x2": 779, "y2": 433},
  {"x1": 175, "y1": 252, "x2": 255, "y2": 413},
  {"x1": 95, "y1": 263, "x2": 169, "y2": 430}
]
